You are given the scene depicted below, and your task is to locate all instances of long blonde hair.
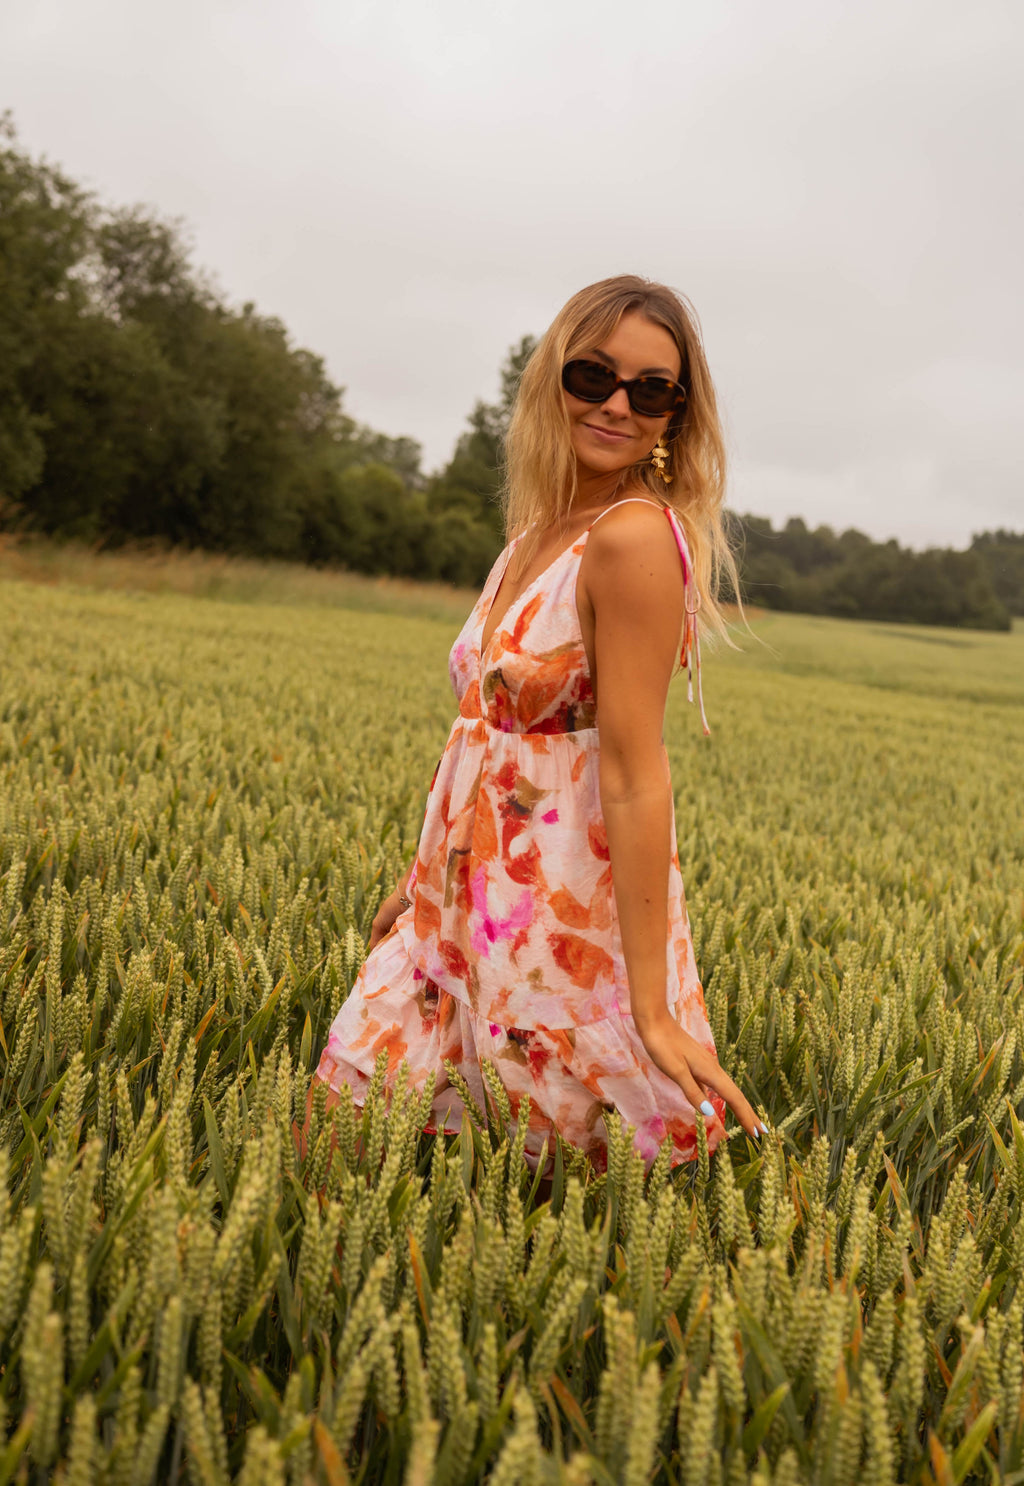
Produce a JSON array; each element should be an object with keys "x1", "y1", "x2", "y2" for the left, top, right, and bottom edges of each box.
[{"x1": 502, "y1": 274, "x2": 740, "y2": 639}]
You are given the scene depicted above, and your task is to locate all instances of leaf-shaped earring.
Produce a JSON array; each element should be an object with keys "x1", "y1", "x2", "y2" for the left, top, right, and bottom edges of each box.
[{"x1": 650, "y1": 436, "x2": 671, "y2": 484}]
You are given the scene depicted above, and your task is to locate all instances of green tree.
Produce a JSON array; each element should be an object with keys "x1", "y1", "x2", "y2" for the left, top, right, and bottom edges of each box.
[
  {"x1": 298, "y1": 461, "x2": 418, "y2": 573},
  {"x1": 428, "y1": 334, "x2": 536, "y2": 541},
  {"x1": 971, "y1": 530, "x2": 1024, "y2": 616},
  {"x1": 18, "y1": 311, "x2": 198, "y2": 542},
  {"x1": 2, "y1": 117, "x2": 430, "y2": 567},
  {"x1": 1, "y1": 114, "x2": 522, "y2": 588},
  {"x1": 0, "y1": 114, "x2": 91, "y2": 509},
  {"x1": 342, "y1": 427, "x2": 424, "y2": 489},
  {"x1": 733, "y1": 513, "x2": 1011, "y2": 630}
]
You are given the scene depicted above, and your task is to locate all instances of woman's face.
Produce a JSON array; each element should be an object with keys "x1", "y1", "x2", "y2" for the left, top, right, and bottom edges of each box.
[{"x1": 563, "y1": 311, "x2": 682, "y2": 481}]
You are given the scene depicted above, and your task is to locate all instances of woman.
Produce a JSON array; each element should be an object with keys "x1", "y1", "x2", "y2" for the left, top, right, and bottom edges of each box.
[{"x1": 316, "y1": 274, "x2": 766, "y2": 1166}]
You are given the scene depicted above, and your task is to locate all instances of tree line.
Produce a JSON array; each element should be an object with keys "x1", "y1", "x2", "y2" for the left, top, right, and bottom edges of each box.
[
  {"x1": 1, "y1": 116, "x2": 1019, "y2": 628},
  {"x1": 0, "y1": 115, "x2": 510, "y2": 588},
  {"x1": 734, "y1": 518, "x2": 1021, "y2": 631}
]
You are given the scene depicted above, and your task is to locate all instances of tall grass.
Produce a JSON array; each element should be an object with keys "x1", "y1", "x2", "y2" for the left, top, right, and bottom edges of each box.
[
  {"x1": 0, "y1": 577, "x2": 1021, "y2": 1482},
  {"x1": 0, "y1": 534, "x2": 478, "y2": 622}
]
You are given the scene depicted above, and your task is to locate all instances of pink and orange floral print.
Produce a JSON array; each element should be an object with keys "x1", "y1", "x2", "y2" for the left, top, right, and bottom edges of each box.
[{"x1": 317, "y1": 500, "x2": 725, "y2": 1168}]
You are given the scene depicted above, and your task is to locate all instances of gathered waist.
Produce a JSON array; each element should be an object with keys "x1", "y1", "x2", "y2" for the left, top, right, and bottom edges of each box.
[{"x1": 453, "y1": 711, "x2": 598, "y2": 739}]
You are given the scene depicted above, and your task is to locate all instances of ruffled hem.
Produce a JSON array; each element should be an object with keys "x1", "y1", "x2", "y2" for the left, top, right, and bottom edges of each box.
[{"x1": 316, "y1": 924, "x2": 725, "y2": 1170}]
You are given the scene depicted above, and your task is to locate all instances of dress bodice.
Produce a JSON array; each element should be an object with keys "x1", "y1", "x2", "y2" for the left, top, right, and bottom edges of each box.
[{"x1": 449, "y1": 533, "x2": 598, "y2": 735}]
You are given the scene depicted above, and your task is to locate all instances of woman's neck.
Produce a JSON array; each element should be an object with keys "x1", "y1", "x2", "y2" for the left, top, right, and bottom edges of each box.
[{"x1": 569, "y1": 464, "x2": 628, "y2": 513}]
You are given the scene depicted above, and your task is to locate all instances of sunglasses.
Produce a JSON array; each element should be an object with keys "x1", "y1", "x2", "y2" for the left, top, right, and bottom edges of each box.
[{"x1": 562, "y1": 358, "x2": 687, "y2": 418}]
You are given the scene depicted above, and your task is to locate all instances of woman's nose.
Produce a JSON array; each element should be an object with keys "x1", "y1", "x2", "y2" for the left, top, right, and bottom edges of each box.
[{"x1": 601, "y1": 386, "x2": 632, "y2": 416}]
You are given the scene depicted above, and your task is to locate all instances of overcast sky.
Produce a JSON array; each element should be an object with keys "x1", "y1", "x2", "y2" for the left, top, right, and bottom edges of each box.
[{"x1": 3, "y1": 0, "x2": 1021, "y2": 546}]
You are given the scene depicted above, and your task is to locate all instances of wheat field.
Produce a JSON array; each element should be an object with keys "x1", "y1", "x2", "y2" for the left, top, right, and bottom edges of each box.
[{"x1": 0, "y1": 569, "x2": 1022, "y2": 1484}]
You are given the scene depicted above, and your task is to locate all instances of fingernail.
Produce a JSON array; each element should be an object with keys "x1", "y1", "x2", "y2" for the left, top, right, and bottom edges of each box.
[
  {"x1": 750, "y1": 1125, "x2": 761, "y2": 1140},
  {"x1": 700, "y1": 1100, "x2": 715, "y2": 1119},
  {"x1": 758, "y1": 1122, "x2": 769, "y2": 1136}
]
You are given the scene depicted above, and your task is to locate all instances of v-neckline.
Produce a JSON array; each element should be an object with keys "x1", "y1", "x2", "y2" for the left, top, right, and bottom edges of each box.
[{"x1": 479, "y1": 531, "x2": 587, "y2": 660}]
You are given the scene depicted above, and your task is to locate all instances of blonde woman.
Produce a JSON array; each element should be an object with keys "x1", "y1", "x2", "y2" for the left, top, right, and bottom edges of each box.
[{"x1": 317, "y1": 274, "x2": 766, "y2": 1165}]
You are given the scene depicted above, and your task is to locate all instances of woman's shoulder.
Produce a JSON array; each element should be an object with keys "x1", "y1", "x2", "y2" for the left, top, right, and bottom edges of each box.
[{"x1": 586, "y1": 494, "x2": 680, "y2": 570}]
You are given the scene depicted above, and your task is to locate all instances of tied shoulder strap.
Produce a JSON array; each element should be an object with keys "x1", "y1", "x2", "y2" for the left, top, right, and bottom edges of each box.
[
  {"x1": 589, "y1": 497, "x2": 710, "y2": 736},
  {"x1": 662, "y1": 505, "x2": 710, "y2": 736}
]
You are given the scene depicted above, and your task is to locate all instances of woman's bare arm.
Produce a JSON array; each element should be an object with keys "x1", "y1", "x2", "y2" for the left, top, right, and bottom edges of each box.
[
  {"x1": 584, "y1": 503, "x2": 763, "y2": 1139},
  {"x1": 368, "y1": 861, "x2": 414, "y2": 950}
]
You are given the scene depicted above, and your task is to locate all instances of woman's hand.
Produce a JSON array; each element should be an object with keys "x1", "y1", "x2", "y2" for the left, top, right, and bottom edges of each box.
[
  {"x1": 635, "y1": 1010, "x2": 767, "y2": 1141},
  {"x1": 369, "y1": 887, "x2": 408, "y2": 950}
]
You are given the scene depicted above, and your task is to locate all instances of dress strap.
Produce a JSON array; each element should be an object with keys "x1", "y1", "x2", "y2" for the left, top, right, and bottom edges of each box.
[
  {"x1": 661, "y1": 506, "x2": 710, "y2": 737},
  {"x1": 587, "y1": 499, "x2": 710, "y2": 736},
  {"x1": 587, "y1": 496, "x2": 665, "y2": 529}
]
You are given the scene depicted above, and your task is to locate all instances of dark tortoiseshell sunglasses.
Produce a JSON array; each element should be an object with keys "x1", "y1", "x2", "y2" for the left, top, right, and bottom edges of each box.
[{"x1": 562, "y1": 359, "x2": 687, "y2": 417}]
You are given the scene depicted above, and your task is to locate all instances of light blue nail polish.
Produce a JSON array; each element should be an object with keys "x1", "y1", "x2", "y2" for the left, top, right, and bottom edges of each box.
[
  {"x1": 758, "y1": 1123, "x2": 769, "y2": 1136},
  {"x1": 750, "y1": 1125, "x2": 761, "y2": 1140},
  {"x1": 700, "y1": 1100, "x2": 715, "y2": 1118}
]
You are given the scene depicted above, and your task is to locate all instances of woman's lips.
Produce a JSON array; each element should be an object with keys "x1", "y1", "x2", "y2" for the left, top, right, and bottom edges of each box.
[{"x1": 584, "y1": 424, "x2": 632, "y2": 444}]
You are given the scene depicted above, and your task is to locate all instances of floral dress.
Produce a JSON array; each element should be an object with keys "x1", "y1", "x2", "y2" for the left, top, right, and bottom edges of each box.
[{"x1": 316, "y1": 498, "x2": 725, "y2": 1167}]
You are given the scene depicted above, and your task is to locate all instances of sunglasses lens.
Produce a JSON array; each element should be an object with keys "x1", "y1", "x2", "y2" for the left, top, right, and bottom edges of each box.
[
  {"x1": 563, "y1": 360, "x2": 617, "y2": 402},
  {"x1": 563, "y1": 361, "x2": 684, "y2": 415},
  {"x1": 630, "y1": 379, "x2": 679, "y2": 416}
]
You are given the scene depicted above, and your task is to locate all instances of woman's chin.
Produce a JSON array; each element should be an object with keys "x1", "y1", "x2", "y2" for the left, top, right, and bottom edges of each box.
[{"x1": 572, "y1": 441, "x2": 639, "y2": 481}]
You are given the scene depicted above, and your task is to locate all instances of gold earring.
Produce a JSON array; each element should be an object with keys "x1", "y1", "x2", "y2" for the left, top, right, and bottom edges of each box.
[{"x1": 650, "y1": 436, "x2": 671, "y2": 484}]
